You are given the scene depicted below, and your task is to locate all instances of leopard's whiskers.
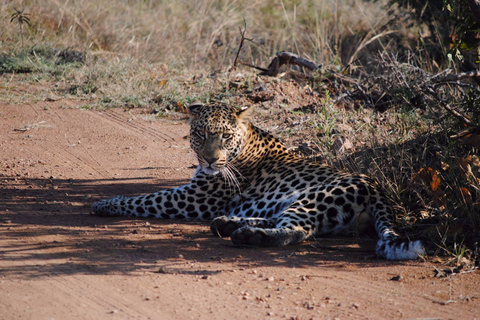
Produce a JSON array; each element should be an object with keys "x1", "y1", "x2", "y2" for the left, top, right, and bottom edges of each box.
[{"x1": 220, "y1": 162, "x2": 243, "y2": 195}]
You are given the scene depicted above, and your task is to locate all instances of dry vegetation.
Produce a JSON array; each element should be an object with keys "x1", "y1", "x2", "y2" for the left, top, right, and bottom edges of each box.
[{"x1": 1, "y1": 0, "x2": 479, "y2": 267}]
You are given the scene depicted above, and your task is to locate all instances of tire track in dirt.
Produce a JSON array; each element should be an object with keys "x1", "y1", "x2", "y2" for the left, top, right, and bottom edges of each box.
[
  {"x1": 98, "y1": 110, "x2": 180, "y2": 144},
  {"x1": 48, "y1": 107, "x2": 115, "y2": 180},
  {"x1": 1, "y1": 102, "x2": 192, "y2": 205},
  {"x1": 61, "y1": 110, "x2": 188, "y2": 200},
  {"x1": 6, "y1": 106, "x2": 112, "y2": 183},
  {"x1": 83, "y1": 108, "x2": 193, "y2": 195}
]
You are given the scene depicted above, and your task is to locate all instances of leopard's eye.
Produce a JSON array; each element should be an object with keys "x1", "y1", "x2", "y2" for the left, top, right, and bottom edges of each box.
[{"x1": 222, "y1": 133, "x2": 231, "y2": 139}]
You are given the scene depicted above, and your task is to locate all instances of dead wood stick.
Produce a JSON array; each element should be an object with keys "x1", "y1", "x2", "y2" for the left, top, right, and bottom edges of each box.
[
  {"x1": 233, "y1": 18, "x2": 253, "y2": 68},
  {"x1": 431, "y1": 69, "x2": 480, "y2": 83}
]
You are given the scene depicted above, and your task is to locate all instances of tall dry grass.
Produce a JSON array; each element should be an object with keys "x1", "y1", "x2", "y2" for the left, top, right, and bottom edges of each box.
[
  {"x1": 2, "y1": 0, "x2": 440, "y2": 109},
  {"x1": 1, "y1": 0, "x2": 437, "y2": 71}
]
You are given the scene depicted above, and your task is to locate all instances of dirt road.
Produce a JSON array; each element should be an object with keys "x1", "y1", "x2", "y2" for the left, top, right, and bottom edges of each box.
[{"x1": 1, "y1": 102, "x2": 478, "y2": 319}]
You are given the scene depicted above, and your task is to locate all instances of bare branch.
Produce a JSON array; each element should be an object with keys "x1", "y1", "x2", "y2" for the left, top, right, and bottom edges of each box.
[
  {"x1": 233, "y1": 18, "x2": 253, "y2": 68},
  {"x1": 431, "y1": 70, "x2": 480, "y2": 83}
]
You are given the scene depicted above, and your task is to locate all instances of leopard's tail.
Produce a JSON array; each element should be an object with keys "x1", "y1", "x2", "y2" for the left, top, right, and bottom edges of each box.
[
  {"x1": 375, "y1": 229, "x2": 425, "y2": 260},
  {"x1": 369, "y1": 194, "x2": 425, "y2": 260},
  {"x1": 362, "y1": 178, "x2": 425, "y2": 260}
]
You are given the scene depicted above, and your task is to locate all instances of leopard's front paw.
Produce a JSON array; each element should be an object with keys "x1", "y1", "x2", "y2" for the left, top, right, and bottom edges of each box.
[
  {"x1": 210, "y1": 216, "x2": 242, "y2": 237},
  {"x1": 92, "y1": 195, "x2": 129, "y2": 216}
]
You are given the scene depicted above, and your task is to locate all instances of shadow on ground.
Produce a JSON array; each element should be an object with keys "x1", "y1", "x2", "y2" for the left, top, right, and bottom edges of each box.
[{"x1": 0, "y1": 175, "x2": 408, "y2": 280}]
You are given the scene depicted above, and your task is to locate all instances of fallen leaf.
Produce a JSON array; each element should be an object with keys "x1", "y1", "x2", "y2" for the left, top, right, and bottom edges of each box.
[{"x1": 412, "y1": 167, "x2": 446, "y2": 209}]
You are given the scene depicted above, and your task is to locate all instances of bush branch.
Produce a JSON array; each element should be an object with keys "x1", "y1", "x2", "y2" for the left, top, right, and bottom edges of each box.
[{"x1": 233, "y1": 18, "x2": 253, "y2": 68}]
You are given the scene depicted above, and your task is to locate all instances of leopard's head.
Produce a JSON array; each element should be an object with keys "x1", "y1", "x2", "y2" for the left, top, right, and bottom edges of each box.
[{"x1": 188, "y1": 102, "x2": 253, "y2": 175}]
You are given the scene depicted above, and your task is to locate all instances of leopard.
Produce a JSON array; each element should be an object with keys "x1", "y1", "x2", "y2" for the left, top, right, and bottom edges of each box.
[{"x1": 93, "y1": 102, "x2": 425, "y2": 260}]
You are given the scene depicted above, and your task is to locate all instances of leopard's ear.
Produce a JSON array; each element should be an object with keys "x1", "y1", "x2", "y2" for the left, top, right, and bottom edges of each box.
[
  {"x1": 188, "y1": 102, "x2": 204, "y2": 115},
  {"x1": 236, "y1": 106, "x2": 254, "y2": 126},
  {"x1": 188, "y1": 102, "x2": 204, "y2": 124}
]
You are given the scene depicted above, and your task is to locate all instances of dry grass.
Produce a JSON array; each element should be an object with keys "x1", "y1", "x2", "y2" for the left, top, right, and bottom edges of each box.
[
  {"x1": 1, "y1": 0, "x2": 436, "y2": 69},
  {"x1": 0, "y1": 0, "x2": 445, "y2": 109}
]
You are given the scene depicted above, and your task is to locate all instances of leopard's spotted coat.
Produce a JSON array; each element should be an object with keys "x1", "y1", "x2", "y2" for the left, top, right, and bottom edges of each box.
[{"x1": 93, "y1": 103, "x2": 424, "y2": 260}]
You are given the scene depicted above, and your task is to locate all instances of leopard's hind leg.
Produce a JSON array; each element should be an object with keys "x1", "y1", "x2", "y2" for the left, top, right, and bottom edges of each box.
[
  {"x1": 229, "y1": 209, "x2": 310, "y2": 247},
  {"x1": 210, "y1": 216, "x2": 275, "y2": 237},
  {"x1": 230, "y1": 226, "x2": 307, "y2": 247}
]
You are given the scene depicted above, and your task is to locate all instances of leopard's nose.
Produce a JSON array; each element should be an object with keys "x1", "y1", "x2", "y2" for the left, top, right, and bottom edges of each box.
[{"x1": 204, "y1": 157, "x2": 218, "y2": 165}]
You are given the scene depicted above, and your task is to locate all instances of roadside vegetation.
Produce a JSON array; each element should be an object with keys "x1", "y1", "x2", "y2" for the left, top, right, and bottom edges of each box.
[{"x1": 1, "y1": 0, "x2": 479, "y2": 267}]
